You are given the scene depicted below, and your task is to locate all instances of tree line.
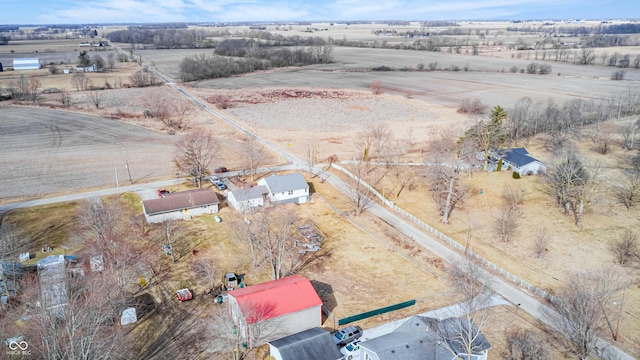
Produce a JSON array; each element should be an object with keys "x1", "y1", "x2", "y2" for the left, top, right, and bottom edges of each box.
[{"x1": 179, "y1": 43, "x2": 333, "y2": 82}]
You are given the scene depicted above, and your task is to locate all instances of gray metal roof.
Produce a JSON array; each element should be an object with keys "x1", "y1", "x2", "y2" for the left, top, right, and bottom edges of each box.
[
  {"x1": 269, "y1": 327, "x2": 343, "y2": 360},
  {"x1": 359, "y1": 316, "x2": 490, "y2": 360},
  {"x1": 230, "y1": 185, "x2": 268, "y2": 202},
  {"x1": 499, "y1": 147, "x2": 543, "y2": 167},
  {"x1": 261, "y1": 172, "x2": 308, "y2": 194}
]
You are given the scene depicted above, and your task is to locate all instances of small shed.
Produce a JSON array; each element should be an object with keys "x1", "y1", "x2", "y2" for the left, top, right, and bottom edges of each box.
[
  {"x1": 142, "y1": 188, "x2": 219, "y2": 224},
  {"x1": 13, "y1": 58, "x2": 41, "y2": 70},
  {"x1": 37, "y1": 255, "x2": 69, "y2": 316}
]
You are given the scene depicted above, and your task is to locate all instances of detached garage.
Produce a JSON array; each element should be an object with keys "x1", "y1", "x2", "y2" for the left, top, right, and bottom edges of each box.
[
  {"x1": 228, "y1": 275, "x2": 323, "y2": 349},
  {"x1": 13, "y1": 58, "x2": 41, "y2": 70}
]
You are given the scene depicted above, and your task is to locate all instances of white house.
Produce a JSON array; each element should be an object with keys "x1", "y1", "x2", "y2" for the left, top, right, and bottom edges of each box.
[
  {"x1": 269, "y1": 327, "x2": 342, "y2": 360},
  {"x1": 228, "y1": 275, "x2": 322, "y2": 349},
  {"x1": 13, "y1": 58, "x2": 41, "y2": 70},
  {"x1": 227, "y1": 185, "x2": 268, "y2": 213},
  {"x1": 142, "y1": 189, "x2": 219, "y2": 224},
  {"x1": 257, "y1": 172, "x2": 309, "y2": 205},
  {"x1": 489, "y1": 148, "x2": 547, "y2": 176},
  {"x1": 358, "y1": 316, "x2": 490, "y2": 360}
]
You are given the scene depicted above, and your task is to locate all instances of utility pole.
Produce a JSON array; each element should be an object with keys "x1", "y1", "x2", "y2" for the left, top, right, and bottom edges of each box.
[
  {"x1": 614, "y1": 286, "x2": 627, "y2": 341},
  {"x1": 125, "y1": 160, "x2": 133, "y2": 184},
  {"x1": 115, "y1": 167, "x2": 120, "y2": 194}
]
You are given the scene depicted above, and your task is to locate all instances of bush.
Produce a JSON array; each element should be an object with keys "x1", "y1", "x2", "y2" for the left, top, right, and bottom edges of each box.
[
  {"x1": 611, "y1": 70, "x2": 626, "y2": 80},
  {"x1": 457, "y1": 98, "x2": 487, "y2": 114},
  {"x1": 497, "y1": 158, "x2": 503, "y2": 171},
  {"x1": 512, "y1": 171, "x2": 521, "y2": 179},
  {"x1": 371, "y1": 66, "x2": 393, "y2": 71}
]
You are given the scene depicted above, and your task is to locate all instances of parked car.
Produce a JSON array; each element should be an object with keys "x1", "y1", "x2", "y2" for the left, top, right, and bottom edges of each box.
[
  {"x1": 158, "y1": 189, "x2": 170, "y2": 197},
  {"x1": 332, "y1": 326, "x2": 363, "y2": 347},
  {"x1": 215, "y1": 181, "x2": 227, "y2": 190},
  {"x1": 340, "y1": 340, "x2": 361, "y2": 360},
  {"x1": 209, "y1": 175, "x2": 219, "y2": 184},
  {"x1": 214, "y1": 167, "x2": 228, "y2": 173}
]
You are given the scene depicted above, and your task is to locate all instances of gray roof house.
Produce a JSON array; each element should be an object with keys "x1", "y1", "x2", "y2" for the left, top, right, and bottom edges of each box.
[
  {"x1": 269, "y1": 327, "x2": 343, "y2": 360},
  {"x1": 227, "y1": 185, "x2": 269, "y2": 213},
  {"x1": 359, "y1": 316, "x2": 490, "y2": 360},
  {"x1": 489, "y1": 147, "x2": 546, "y2": 176},
  {"x1": 257, "y1": 172, "x2": 309, "y2": 205}
]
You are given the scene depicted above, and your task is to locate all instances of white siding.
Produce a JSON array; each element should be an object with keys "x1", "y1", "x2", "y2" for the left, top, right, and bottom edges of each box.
[
  {"x1": 228, "y1": 192, "x2": 264, "y2": 213},
  {"x1": 269, "y1": 345, "x2": 284, "y2": 360},
  {"x1": 269, "y1": 188, "x2": 308, "y2": 204},
  {"x1": 241, "y1": 305, "x2": 322, "y2": 349},
  {"x1": 144, "y1": 204, "x2": 218, "y2": 224}
]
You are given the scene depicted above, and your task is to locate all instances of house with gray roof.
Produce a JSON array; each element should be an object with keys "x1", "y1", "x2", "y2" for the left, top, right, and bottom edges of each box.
[
  {"x1": 489, "y1": 147, "x2": 546, "y2": 176},
  {"x1": 142, "y1": 188, "x2": 219, "y2": 223},
  {"x1": 359, "y1": 315, "x2": 490, "y2": 360},
  {"x1": 227, "y1": 185, "x2": 268, "y2": 213},
  {"x1": 269, "y1": 327, "x2": 342, "y2": 360},
  {"x1": 257, "y1": 172, "x2": 309, "y2": 205}
]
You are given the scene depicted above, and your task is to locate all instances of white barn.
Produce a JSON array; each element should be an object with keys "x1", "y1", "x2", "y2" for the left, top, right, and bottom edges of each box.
[
  {"x1": 142, "y1": 189, "x2": 219, "y2": 223},
  {"x1": 227, "y1": 185, "x2": 268, "y2": 213},
  {"x1": 13, "y1": 58, "x2": 41, "y2": 70},
  {"x1": 257, "y1": 172, "x2": 309, "y2": 205},
  {"x1": 228, "y1": 275, "x2": 322, "y2": 349}
]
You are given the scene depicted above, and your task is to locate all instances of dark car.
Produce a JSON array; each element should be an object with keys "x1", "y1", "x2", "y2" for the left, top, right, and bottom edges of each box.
[
  {"x1": 332, "y1": 325, "x2": 363, "y2": 347},
  {"x1": 158, "y1": 189, "x2": 170, "y2": 197},
  {"x1": 214, "y1": 167, "x2": 228, "y2": 173}
]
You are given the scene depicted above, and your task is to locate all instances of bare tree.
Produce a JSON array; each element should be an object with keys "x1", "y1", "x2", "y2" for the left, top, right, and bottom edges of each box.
[
  {"x1": 614, "y1": 171, "x2": 640, "y2": 209},
  {"x1": 609, "y1": 230, "x2": 639, "y2": 266},
  {"x1": 143, "y1": 91, "x2": 195, "y2": 132},
  {"x1": 551, "y1": 268, "x2": 625, "y2": 360},
  {"x1": 533, "y1": 227, "x2": 550, "y2": 259},
  {"x1": 71, "y1": 73, "x2": 90, "y2": 91},
  {"x1": 494, "y1": 205, "x2": 520, "y2": 242},
  {"x1": 156, "y1": 220, "x2": 186, "y2": 263},
  {"x1": 129, "y1": 69, "x2": 159, "y2": 87},
  {"x1": 86, "y1": 89, "x2": 102, "y2": 109},
  {"x1": 543, "y1": 147, "x2": 598, "y2": 227},
  {"x1": 0, "y1": 221, "x2": 27, "y2": 303},
  {"x1": 58, "y1": 89, "x2": 72, "y2": 107},
  {"x1": 344, "y1": 160, "x2": 375, "y2": 216},
  {"x1": 243, "y1": 136, "x2": 265, "y2": 182},
  {"x1": 26, "y1": 77, "x2": 41, "y2": 103},
  {"x1": 619, "y1": 118, "x2": 639, "y2": 150},
  {"x1": 386, "y1": 139, "x2": 414, "y2": 199},
  {"x1": 441, "y1": 255, "x2": 491, "y2": 359},
  {"x1": 174, "y1": 129, "x2": 218, "y2": 188},
  {"x1": 305, "y1": 137, "x2": 320, "y2": 174},
  {"x1": 190, "y1": 256, "x2": 218, "y2": 291},
  {"x1": 245, "y1": 208, "x2": 312, "y2": 280},
  {"x1": 426, "y1": 132, "x2": 467, "y2": 223},
  {"x1": 355, "y1": 122, "x2": 392, "y2": 162},
  {"x1": 502, "y1": 184, "x2": 524, "y2": 209},
  {"x1": 578, "y1": 47, "x2": 596, "y2": 65},
  {"x1": 505, "y1": 329, "x2": 552, "y2": 360}
]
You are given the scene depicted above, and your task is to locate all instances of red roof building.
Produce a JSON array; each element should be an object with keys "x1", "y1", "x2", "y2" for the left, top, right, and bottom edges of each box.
[{"x1": 228, "y1": 275, "x2": 322, "y2": 349}]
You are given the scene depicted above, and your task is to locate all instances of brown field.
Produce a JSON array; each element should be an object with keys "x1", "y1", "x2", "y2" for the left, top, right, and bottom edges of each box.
[{"x1": 2, "y1": 23, "x2": 640, "y2": 358}]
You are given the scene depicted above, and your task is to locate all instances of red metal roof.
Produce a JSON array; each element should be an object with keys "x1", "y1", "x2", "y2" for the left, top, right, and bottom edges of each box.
[{"x1": 228, "y1": 275, "x2": 321, "y2": 324}]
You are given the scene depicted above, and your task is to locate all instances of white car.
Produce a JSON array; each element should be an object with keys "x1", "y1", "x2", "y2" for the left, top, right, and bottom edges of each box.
[
  {"x1": 209, "y1": 175, "x2": 220, "y2": 184},
  {"x1": 340, "y1": 340, "x2": 361, "y2": 360}
]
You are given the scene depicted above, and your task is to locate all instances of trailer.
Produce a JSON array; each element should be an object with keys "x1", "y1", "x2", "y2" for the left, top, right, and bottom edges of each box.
[{"x1": 176, "y1": 288, "x2": 193, "y2": 302}]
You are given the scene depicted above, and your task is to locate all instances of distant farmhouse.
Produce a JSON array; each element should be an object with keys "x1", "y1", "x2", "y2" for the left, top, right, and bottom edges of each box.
[
  {"x1": 488, "y1": 148, "x2": 547, "y2": 176},
  {"x1": 13, "y1": 58, "x2": 41, "y2": 70}
]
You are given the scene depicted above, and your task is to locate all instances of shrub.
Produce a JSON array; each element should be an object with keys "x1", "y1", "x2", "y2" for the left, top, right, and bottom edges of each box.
[
  {"x1": 457, "y1": 98, "x2": 487, "y2": 115},
  {"x1": 611, "y1": 70, "x2": 626, "y2": 80},
  {"x1": 416, "y1": 63, "x2": 424, "y2": 71},
  {"x1": 512, "y1": 171, "x2": 521, "y2": 179},
  {"x1": 371, "y1": 66, "x2": 393, "y2": 71},
  {"x1": 497, "y1": 158, "x2": 503, "y2": 171}
]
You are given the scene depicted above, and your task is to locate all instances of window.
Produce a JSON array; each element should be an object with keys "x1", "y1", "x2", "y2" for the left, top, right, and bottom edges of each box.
[{"x1": 288, "y1": 190, "x2": 294, "y2": 195}]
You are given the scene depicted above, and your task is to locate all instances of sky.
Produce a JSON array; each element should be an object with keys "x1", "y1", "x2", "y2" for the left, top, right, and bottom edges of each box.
[{"x1": 0, "y1": 0, "x2": 636, "y2": 25}]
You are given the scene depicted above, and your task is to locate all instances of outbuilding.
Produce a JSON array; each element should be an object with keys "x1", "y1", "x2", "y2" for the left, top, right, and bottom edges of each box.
[
  {"x1": 269, "y1": 327, "x2": 342, "y2": 360},
  {"x1": 228, "y1": 275, "x2": 322, "y2": 349},
  {"x1": 227, "y1": 185, "x2": 268, "y2": 213},
  {"x1": 142, "y1": 189, "x2": 219, "y2": 223},
  {"x1": 13, "y1": 58, "x2": 41, "y2": 70}
]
